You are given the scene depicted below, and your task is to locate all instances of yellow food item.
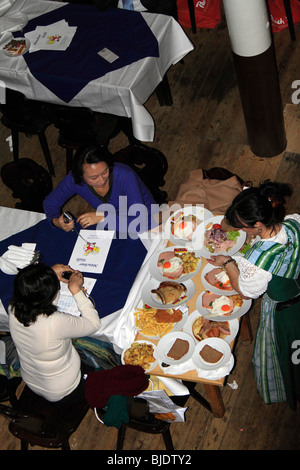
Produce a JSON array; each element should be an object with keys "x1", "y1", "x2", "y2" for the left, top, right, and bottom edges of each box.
[
  {"x1": 230, "y1": 294, "x2": 244, "y2": 308},
  {"x1": 134, "y1": 307, "x2": 175, "y2": 337},
  {"x1": 176, "y1": 251, "x2": 200, "y2": 274},
  {"x1": 123, "y1": 342, "x2": 156, "y2": 370}
]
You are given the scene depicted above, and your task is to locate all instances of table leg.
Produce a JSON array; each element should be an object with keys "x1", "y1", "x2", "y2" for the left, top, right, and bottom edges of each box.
[
  {"x1": 240, "y1": 313, "x2": 253, "y2": 343},
  {"x1": 203, "y1": 384, "x2": 225, "y2": 418}
]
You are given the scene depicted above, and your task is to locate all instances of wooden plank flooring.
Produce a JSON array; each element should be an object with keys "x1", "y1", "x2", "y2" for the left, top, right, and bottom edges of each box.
[{"x1": 0, "y1": 13, "x2": 299, "y2": 451}]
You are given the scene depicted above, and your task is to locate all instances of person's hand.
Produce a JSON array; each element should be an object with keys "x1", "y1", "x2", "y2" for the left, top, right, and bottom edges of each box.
[
  {"x1": 52, "y1": 214, "x2": 75, "y2": 232},
  {"x1": 67, "y1": 270, "x2": 84, "y2": 295},
  {"x1": 51, "y1": 264, "x2": 75, "y2": 283},
  {"x1": 207, "y1": 255, "x2": 231, "y2": 267},
  {"x1": 77, "y1": 212, "x2": 104, "y2": 228}
]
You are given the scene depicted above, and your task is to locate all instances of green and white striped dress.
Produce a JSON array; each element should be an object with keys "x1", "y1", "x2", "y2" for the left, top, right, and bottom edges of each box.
[{"x1": 243, "y1": 218, "x2": 300, "y2": 408}]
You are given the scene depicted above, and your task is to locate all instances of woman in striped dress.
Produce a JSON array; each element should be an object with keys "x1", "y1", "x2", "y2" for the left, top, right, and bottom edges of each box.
[{"x1": 207, "y1": 182, "x2": 300, "y2": 410}]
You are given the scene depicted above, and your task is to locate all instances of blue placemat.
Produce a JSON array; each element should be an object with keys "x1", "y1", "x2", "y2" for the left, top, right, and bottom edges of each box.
[
  {"x1": 0, "y1": 219, "x2": 147, "y2": 318},
  {"x1": 21, "y1": 4, "x2": 159, "y2": 102}
]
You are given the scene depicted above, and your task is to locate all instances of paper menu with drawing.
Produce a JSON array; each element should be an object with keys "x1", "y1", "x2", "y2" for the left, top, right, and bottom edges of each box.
[{"x1": 68, "y1": 230, "x2": 114, "y2": 274}]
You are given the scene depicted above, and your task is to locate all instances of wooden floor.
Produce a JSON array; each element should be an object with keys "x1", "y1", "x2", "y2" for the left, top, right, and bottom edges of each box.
[{"x1": 0, "y1": 13, "x2": 300, "y2": 451}]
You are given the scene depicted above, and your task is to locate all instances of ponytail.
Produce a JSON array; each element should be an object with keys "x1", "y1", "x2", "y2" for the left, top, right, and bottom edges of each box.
[{"x1": 225, "y1": 181, "x2": 293, "y2": 229}]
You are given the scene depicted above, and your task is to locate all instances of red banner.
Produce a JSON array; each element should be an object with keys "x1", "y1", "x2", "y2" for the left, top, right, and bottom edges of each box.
[
  {"x1": 268, "y1": 0, "x2": 300, "y2": 32},
  {"x1": 177, "y1": 0, "x2": 221, "y2": 29}
]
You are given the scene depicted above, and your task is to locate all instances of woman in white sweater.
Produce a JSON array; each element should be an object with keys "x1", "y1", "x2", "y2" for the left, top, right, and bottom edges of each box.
[{"x1": 9, "y1": 263, "x2": 101, "y2": 406}]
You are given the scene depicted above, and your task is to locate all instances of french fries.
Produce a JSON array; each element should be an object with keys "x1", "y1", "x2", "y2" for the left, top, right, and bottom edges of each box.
[
  {"x1": 134, "y1": 307, "x2": 176, "y2": 338},
  {"x1": 123, "y1": 342, "x2": 156, "y2": 370}
]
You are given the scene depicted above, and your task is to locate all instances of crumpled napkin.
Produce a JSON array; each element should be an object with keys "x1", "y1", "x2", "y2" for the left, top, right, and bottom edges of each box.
[
  {"x1": 159, "y1": 354, "x2": 235, "y2": 381},
  {"x1": 0, "y1": 243, "x2": 37, "y2": 274}
]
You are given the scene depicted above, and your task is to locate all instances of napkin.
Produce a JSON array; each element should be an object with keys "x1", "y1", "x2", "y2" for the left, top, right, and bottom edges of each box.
[
  {"x1": 159, "y1": 354, "x2": 235, "y2": 380},
  {"x1": 0, "y1": 243, "x2": 38, "y2": 273}
]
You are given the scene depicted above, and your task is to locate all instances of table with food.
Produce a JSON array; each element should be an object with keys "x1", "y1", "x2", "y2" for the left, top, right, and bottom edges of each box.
[
  {"x1": 0, "y1": 205, "x2": 252, "y2": 418},
  {"x1": 120, "y1": 205, "x2": 253, "y2": 417}
]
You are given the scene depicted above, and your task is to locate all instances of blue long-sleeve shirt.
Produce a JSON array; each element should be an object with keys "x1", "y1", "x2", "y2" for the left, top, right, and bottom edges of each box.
[{"x1": 43, "y1": 163, "x2": 158, "y2": 235}]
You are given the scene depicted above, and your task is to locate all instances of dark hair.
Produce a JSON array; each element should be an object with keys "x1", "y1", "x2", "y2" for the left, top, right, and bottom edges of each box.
[
  {"x1": 72, "y1": 144, "x2": 114, "y2": 184},
  {"x1": 9, "y1": 263, "x2": 60, "y2": 327},
  {"x1": 225, "y1": 181, "x2": 293, "y2": 229}
]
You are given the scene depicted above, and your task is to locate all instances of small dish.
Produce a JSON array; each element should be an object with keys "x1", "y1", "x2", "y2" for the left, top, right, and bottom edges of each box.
[{"x1": 3, "y1": 37, "x2": 30, "y2": 56}]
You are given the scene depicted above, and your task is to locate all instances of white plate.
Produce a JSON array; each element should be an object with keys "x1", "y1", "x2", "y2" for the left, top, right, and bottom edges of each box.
[
  {"x1": 196, "y1": 291, "x2": 252, "y2": 322},
  {"x1": 3, "y1": 37, "x2": 30, "y2": 56},
  {"x1": 141, "y1": 278, "x2": 195, "y2": 309},
  {"x1": 192, "y1": 215, "x2": 246, "y2": 256},
  {"x1": 121, "y1": 340, "x2": 157, "y2": 372},
  {"x1": 157, "y1": 331, "x2": 195, "y2": 366},
  {"x1": 192, "y1": 338, "x2": 232, "y2": 371},
  {"x1": 163, "y1": 206, "x2": 213, "y2": 247},
  {"x1": 183, "y1": 309, "x2": 239, "y2": 344},
  {"x1": 149, "y1": 245, "x2": 202, "y2": 282},
  {"x1": 134, "y1": 302, "x2": 189, "y2": 340}
]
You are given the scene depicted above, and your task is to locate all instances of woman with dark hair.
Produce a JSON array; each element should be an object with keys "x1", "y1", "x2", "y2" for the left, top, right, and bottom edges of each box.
[
  {"x1": 43, "y1": 144, "x2": 157, "y2": 235},
  {"x1": 9, "y1": 263, "x2": 101, "y2": 404},
  {"x1": 208, "y1": 181, "x2": 300, "y2": 409}
]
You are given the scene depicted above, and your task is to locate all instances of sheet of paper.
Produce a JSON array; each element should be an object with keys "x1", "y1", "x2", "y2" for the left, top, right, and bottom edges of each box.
[
  {"x1": 25, "y1": 20, "x2": 77, "y2": 52},
  {"x1": 56, "y1": 277, "x2": 97, "y2": 316},
  {"x1": 68, "y1": 230, "x2": 114, "y2": 274},
  {"x1": 98, "y1": 48, "x2": 119, "y2": 63}
]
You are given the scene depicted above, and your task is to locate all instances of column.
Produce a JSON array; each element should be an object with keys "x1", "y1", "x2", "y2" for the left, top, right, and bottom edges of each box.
[{"x1": 223, "y1": 0, "x2": 287, "y2": 157}]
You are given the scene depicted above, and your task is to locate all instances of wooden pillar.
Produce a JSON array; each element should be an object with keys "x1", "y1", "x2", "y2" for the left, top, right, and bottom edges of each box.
[{"x1": 223, "y1": 0, "x2": 287, "y2": 158}]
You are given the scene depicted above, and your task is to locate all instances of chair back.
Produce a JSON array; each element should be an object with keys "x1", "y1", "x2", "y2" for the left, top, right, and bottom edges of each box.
[
  {"x1": 0, "y1": 88, "x2": 32, "y2": 124},
  {"x1": 48, "y1": 105, "x2": 98, "y2": 143},
  {"x1": 113, "y1": 143, "x2": 168, "y2": 204},
  {"x1": 1, "y1": 158, "x2": 53, "y2": 212}
]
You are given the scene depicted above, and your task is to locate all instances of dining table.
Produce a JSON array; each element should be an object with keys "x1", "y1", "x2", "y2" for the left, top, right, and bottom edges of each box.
[
  {"x1": 0, "y1": 205, "x2": 253, "y2": 418},
  {"x1": 0, "y1": 0, "x2": 194, "y2": 141}
]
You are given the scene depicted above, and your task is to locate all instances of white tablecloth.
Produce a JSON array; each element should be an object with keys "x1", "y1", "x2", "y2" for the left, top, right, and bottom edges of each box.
[{"x1": 0, "y1": 0, "x2": 194, "y2": 141}]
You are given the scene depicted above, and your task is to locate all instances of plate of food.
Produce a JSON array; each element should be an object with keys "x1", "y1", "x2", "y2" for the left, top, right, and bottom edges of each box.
[
  {"x1": 149, "y1": 246, "x2": 202, "y2": 282},
  {"x1": 201, "y1": 262, "x2": 236, "y2": 295},
  {"x1": 183, "y1": 310, "x2": 239, "y2": 344},
  {"x1": 157, "y1": 331, "x2": 195, "y2": 366},
  {"x1": 121, "y1": 340, "x2": 157, "y2": 372},
  {"x1": 163, "y1": 206, "x2": 213, "y2": 246},
  {"x1": 141, "y1": 279, "x2": 195, "y2": 309},
  {"x1": 134, "y1": 303, "x2": 189, "y2": 339},
  {"x1": 192, "y1": 337, "x2": 232, "y2": 371},
  {"x1": 192, "y1": 215, "x2": 246, "y2": 256},
  {"x1": 196, "y1": 291, "x2": 252, "y2": 321},
  {"x1": 3, "y1": 37, "x2": 30, "y2": 56}
]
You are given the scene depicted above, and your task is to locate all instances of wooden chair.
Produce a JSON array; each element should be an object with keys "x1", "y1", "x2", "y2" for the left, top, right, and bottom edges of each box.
[
  {"x1": 96, "y1": 397, "x2": 176, "y2": 450},
  {"x1": 0, "y1": 385, "x2": 89, "y2": 450},
  {"x1": 0, "y1": 88, "x2": 55, "y2": 176},
  {"x1": 1, "y1": 158, "x2": 53, "y2": 213},
  {"x1": 46, "y1": 104, "x2": 120, "y2": 173},
  {"x1": 0, "y1": 375, "x2": 22, "y2": 408},
  {"x1": 97, "y1": 387, "x2": 210, "y2": 450},
  {"x1": 113, "y1": 142, "x2": 168, "y2": 204}
]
